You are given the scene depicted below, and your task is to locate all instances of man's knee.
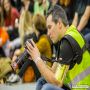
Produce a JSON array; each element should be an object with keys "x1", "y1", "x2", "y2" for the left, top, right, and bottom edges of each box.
[
  {"x1": 41, "y1": 84, "x2": 53, "y2": 90},
  {"x1": 37, "y1": 77, "x2": 46, "y2": 85},
  {"x1": 36, "y1": 77, "x2": 47, "y2": 90}
]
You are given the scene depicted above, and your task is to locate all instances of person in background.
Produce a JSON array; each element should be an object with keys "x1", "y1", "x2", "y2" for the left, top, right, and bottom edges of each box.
[
  {"x1": 72, "y1": 0, "x2": 90, "y2": 51},
  {"x1": 0, "y1": 3, "x2": 4, "y2": 26},
  {"x1": 0, "y1": 27, "x2": 10, "y2": 57},
  {"x1": 49, "y1": 0, "x2": 59, "y2": 7},
  {"x1": 2, "y1": 0, "x2": 20, "y2": 41},
  {"x1": 72, "y1": 0, "x2": 90, "y2": 36},
  {"x1": 19, "y1": 5, "x2": 34, "y2": 46},
  {"x1": 0, "y1": 3, "x2": 10, "y2": 57},
  {"x1": 3, "y1": 0, "x2": 20, "y2": 28},
  {"x1": 34, "y1": 0, "x2": 50, "y2": 16},
  {"x1": 0, "y1": 57, "x2": 13, "y2": 84},
  {"x1": 57, "y1": 0, "x2": 75, "y2": 25},
  {"x1": 26, "y1": 5, "x2": 90, "y2": 90},
  {"x1": 10, "y1": 0, "x2": 22, "y2": 12},
  {"x1": 21, "y1": 0, "x2": 34, "y2": 14},
  {"x1": 84, "y1": 8, "x2": 90, "y2": 47}
]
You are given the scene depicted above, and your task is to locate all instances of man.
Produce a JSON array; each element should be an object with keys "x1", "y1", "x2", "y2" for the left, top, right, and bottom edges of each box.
[{"x1": 26, "y1": 5, "x2": 90, "y2": 90}]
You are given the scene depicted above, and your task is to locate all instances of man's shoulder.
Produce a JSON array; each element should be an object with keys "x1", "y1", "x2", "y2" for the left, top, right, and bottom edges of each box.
[{"x1": 67, "y1": 25, "x2": 77, "y2": 31}]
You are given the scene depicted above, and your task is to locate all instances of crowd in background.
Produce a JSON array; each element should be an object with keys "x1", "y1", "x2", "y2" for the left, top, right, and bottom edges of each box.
[{"x1": 0, "y1": 0, "x2": 90, "y2": 85}]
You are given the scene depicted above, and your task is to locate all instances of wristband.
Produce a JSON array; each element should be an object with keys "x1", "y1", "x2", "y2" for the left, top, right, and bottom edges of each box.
[{"x1": 34, "y1": 57, "x2": 41, "y2": 64}]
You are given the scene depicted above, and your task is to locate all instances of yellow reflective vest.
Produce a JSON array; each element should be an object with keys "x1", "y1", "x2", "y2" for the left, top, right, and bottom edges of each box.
[{"x1": 64, "y1": 25, "x2": 90, "y2": 90}]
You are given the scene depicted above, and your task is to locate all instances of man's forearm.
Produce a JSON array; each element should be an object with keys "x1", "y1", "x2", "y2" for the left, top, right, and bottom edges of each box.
[{"x1": 34, "y1": 57, "x2": 63, "y2": 87}]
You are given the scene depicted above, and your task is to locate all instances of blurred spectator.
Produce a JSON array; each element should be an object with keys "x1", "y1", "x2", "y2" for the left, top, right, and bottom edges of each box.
[
  {"x1": 32, "y1": 14, "x2": 52, "y2": 59},
  {"x1": 59, "y1": 0, "x2": 71, "y2": 7},
  {"x1": 3, "y1": 0, "x2": 20, "y2": 28},
  {"x1": 2, "y1": 0, "x2": 20, "y2": 41},
  {"x1": 84, "y1": 4, "x2": 90, "y2": 47},
  {"x1": 0, "y1": 0, "x2": 3, "y2": 4},
  {"x1": 21, "y1": 0, "x2": 34, "y2": 14},
  {"x1": 58, "y1": 0, "x2": 75, "y2": 25},
  {"x1": 72, "y1": 0, "x2": 90, "y2": 35},
  {"x1": 10, "y1": 0, "x2": 22, "y2": 12},
  {"x1": 19, "y1": 9, "x2": 34, "y2": 45},
  {"x1": 0, "y1": 57, "x2": 12, "y2": 83},
  {"x1": 0, "y1": 27, "x2": 10, "y2": 57},
  {"x1": 0, "y1": 4, "x2": 10, "y2": 57},
  {"x1": 0, "y1": 3, "x2": 4, "y2": 26},
  {"x1": 49, "y1": 0, "x2": 59, "y2": 7},
  {"x1": 34, "y1": 0, "x2": 50, "y2": 15}
]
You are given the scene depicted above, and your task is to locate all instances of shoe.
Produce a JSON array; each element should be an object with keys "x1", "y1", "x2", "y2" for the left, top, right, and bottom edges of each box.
[{"x1": 6, "y1": 73, "x2": 21, "y2": 84}]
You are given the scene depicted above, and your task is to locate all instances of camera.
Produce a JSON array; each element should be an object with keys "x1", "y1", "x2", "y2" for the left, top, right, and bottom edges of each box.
[{"x1": 12, "y1": 39, "x2": 33, "y2": 69}]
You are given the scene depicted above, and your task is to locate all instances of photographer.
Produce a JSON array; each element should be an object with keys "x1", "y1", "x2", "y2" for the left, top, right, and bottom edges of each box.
[{"x1": 26, "y1": 5, "x2": 90, "y2": 90}]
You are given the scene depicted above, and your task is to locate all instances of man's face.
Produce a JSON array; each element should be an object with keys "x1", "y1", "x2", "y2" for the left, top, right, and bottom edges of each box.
[{"x1": 47, "y1": 15, "x2": 61, "y2": 43}]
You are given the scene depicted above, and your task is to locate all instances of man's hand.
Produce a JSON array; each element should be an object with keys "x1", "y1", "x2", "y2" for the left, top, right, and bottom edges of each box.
[{"x1": 26, "y1": 39, "x2": 41, "y2": 62}]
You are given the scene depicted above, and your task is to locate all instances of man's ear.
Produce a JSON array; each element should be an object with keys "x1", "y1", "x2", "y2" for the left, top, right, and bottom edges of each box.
[{"x1": 57, "y1": 18, "x2": 62, "y2": 29}]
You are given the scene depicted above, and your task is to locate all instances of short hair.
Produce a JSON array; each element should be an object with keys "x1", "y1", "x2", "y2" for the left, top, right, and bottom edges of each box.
[{"x1": 47, "y1": 5, "x2": 69, "y2": 26}]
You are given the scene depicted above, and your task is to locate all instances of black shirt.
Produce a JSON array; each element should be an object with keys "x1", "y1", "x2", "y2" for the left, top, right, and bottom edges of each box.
[
  {"x1": 59, "y1": 39, "x2": 74, "y2": 65},
  {"x1": 54, "y1": 38, "x2": 75, "y2": 69}
]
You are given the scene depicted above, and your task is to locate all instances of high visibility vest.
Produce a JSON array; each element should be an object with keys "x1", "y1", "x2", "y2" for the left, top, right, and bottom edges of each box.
[{"x1": 64, "y1": 25, "x2": 90, "y2": 90}]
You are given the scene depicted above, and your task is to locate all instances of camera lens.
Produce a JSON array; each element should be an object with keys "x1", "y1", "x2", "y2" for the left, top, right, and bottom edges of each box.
[{"x1": 14, "y1": 50, "x2": 29, "y2": 69}]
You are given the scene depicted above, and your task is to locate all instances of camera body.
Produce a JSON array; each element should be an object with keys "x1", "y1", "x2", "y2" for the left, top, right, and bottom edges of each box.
[
  {"x1": 14, "y1": 50, "x2": 29, "y2": 69},
  {"x1": 12, "y1": 39, "x2": 33, "y2": 69}
]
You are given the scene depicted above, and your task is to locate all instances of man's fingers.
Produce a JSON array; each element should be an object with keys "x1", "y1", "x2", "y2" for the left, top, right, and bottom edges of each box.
[
  {"x1": 26, "y1": 41, "x2": 34, "y2": 50},
  {"x1": 30, "y1": 39, "x2": 36, "y2": 48},
  {"x1": 27, "y1": 49, "x2": 32, "y2": 55}
]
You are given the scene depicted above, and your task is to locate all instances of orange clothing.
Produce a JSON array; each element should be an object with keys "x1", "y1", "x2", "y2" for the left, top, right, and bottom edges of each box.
[{"x1": 0, "y1": 27, "x2": 9, "y2": 46}]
